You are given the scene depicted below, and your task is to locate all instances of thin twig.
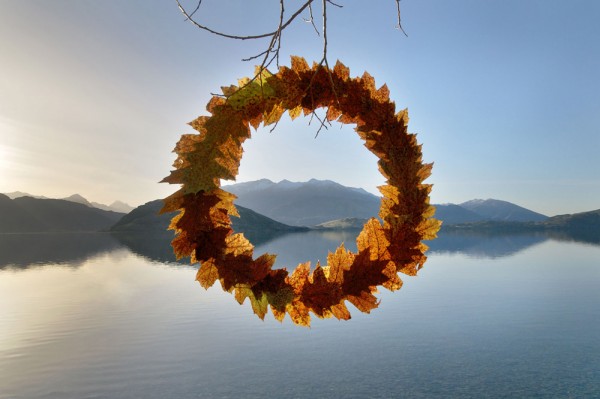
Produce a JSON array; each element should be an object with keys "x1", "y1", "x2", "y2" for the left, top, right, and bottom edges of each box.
[
  {"x1": 326, "y1": 0, "x2": 343, "y2": 8},
  {"x1": 304, "y1": 3, "x2": 320, "y2": 36},
  {"x1": 395, "y1": 0, "x2": 408, "y2": 36},
  {"x1": 321, "y1": 0, "x2": 339, "y2": 108},
  {"x1": 187, "y1": 0, "x2": 202, "y2": 20},
  {"x1": 311, "y1": 110, "x2": 330, "y2": 138}
]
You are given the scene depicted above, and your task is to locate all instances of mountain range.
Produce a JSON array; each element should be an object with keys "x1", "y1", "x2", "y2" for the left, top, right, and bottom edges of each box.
[
  {"x1": 3, "y1": 191, "x2": 134, "y2": 213},
  {"x1": 1, "y1": 180, "x2": 598, "y2": 237},
  {"x1": 224, "y1": 178, "x2": 382, "y2": 226},
  {"x1": 0, "y1": 194, "x2": 124, "y2": 233},
  {"x1": 225, "y1": 179, "x2": 550, "y2": 226},
  {"x1": 434, "y1": 199, "x2": 548, "y2": 225}
]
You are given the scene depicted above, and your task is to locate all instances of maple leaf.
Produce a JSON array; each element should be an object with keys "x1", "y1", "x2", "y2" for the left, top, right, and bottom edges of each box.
[
  {"x1": 196, "y1": 261, "x2": 219, "y2": 289},
  {"x1": 356, "y1": 218, "x2": 391, "y2": 262},
  {"x1": 250, "y1": 290, "x2": 269, "y2": 319},
  {"x1": 263, "y1": 102, "x2": 286, "y2": 126},
  {"x1": 302, "y1": 265, "x2": 340, "y2": 318},
  {"x1": 287, "y1": 105, "x2": 303, "y2": 120},
  {"x1": 346, "y1": 290, "x2": 379, "y2": 314},
  {"x1": 290, "y1": 55, "x2": 310, "y2": 73},
  {"x1": 323, "y1": 244, "x2": 354, "y2": 284},
  {"x1": 286, "y1": 300, "x2": 311, "y2": 326},
  {"x1": 333, "y1": 60, "x2": 350, "y2": 81}
]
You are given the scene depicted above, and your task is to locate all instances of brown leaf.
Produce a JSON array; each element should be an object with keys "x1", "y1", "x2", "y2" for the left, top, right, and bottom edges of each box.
[
  {"x1": 302, "y1": 265, "x2": 340, "y2": 318},
  {"x1": 346, "y1": 290, "x2": 379, "y2": 314}
]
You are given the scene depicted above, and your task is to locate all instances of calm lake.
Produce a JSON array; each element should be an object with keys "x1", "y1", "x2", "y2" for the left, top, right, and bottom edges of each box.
[{"x1": 1, "y1": 230, "x2": 599, "y2": 398}]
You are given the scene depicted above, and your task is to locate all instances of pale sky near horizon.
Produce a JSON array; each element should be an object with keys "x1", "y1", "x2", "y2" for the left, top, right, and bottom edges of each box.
[{"x1": 1, "y1": 1, "x2": 599, "y2": 216}]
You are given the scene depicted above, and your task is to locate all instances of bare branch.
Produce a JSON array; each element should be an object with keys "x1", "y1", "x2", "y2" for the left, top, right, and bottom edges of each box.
[
  {"x1": 179, "y1": 0, "x2": 408, "y2": 134},
  {"x1": 177, "y1": 0, "x2": 407, "y2": 73},
  {"x1": 175, "y1": 0, "x2": 314, "y2": 41}
]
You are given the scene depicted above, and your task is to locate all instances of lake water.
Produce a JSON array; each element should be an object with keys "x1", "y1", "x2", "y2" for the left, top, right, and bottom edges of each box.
[{"x1": 1, "y1": 231, "x2": 599, "y2": 398}]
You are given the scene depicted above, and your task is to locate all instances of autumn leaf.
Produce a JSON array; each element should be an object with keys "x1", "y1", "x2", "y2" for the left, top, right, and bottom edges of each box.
[
  {"x1": 302, "y1": 265, "x2": 340, "y2": 318},
  {"x1": 196, "y1": 261, "x2": 219, "y2": 289}
]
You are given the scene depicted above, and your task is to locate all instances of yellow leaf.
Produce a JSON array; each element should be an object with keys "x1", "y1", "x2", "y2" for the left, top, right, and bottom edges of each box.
[
  {"x1": 196, "y1": 261, "x2": 219, "y2": 289},
  {"x1": 288, "y1": 105, "x2": 303, "y2": 120}
]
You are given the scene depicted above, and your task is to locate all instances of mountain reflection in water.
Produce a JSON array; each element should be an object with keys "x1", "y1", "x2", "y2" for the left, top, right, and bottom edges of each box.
[
  {"x1": 0, "y1": 233, "x2": 122, "y2": 269},
  {"x1": 1, "y1": 228, "x2": 598, "y2": 270}
]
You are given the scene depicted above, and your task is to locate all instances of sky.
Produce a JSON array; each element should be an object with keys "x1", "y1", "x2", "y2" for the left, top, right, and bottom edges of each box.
[{"x1": 1, "y1": 1, "x2": 599, "y2": 216}]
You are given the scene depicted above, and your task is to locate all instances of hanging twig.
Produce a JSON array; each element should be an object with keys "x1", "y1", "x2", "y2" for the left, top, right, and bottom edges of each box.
[
  {"x1": 186, "y1": 0, "x2": 202, "y2": 20},
  {"x1": 304, "y1": 3, "x2": 320, "y2": 36},
  {"x1": 395, "y1": 0, "x2": 408, "y2": 36}
]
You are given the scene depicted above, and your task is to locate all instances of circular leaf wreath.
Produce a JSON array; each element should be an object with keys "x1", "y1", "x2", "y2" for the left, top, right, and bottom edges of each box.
[{"x1": 161, "y1": 56, "x2": 441, "y2": 327}]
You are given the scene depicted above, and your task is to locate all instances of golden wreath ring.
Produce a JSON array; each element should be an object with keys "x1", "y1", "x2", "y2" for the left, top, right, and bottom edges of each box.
[{"x1": 161, "y1": 57, "x2": 440, "y2": 326}]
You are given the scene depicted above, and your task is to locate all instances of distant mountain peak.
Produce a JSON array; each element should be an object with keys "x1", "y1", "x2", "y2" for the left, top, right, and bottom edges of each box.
[
  {"x1": 63, "y1": 194, "x2": 93, "y2": 207},
  {"x1": 225, "y1": 178, "x2": 380, "y2": 226},
  {"x1": 462, "y1": 198, "x2": 511, "y2": 206},
  {"x1": 3, "y1": 191, "x2": 49, "y2": 200},
  {"x1": 459, "y1": 198, "x2": 547, "y2": 222},
  {"x1": 463, "y1": 198, "x2": 487, "y2": 205},
  {"x1": 109, "y1": 201, "x2": 130, "y2": 206},
  {"x1": 106, "y1": 200, "x2": 134, "y2": 213}
]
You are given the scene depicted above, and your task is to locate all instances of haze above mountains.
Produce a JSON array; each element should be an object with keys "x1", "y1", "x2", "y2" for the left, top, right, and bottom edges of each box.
[{"x1": 1, "y1": 179, "x2": 598, "y2": 236}]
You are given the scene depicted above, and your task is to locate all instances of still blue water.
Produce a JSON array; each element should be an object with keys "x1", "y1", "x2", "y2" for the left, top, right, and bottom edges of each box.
[{"x1": 1, "y1": 231, "x2": 599, "y2": 398}]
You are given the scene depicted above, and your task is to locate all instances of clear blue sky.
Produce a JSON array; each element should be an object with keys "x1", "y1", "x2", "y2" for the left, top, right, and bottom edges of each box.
[{"x1": 1, "y1": 1, "x2": 598, "y2": 215}]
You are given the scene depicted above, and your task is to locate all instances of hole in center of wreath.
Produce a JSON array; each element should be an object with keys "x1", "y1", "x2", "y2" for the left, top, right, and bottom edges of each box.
[{"x1": 223, "y1": 113, "x2": 385, "y2": 268}]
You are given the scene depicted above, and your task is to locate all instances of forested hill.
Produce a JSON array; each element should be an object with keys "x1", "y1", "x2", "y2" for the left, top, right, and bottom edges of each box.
[{"x1": 109, "y1": 199, "x2": 307, "y2": 239}]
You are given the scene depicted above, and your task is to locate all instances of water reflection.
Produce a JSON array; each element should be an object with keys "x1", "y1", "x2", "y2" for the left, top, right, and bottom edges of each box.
[
  {"x1": 110, "y1": 228, "x2": 302, "y2": 266},
  {"x1": 1, "y1": 229, "x2": 598, "y2": 270},
  {"x1": 1, "y1": 230, "x2": 599, "y2": 398},
  {"x1": 110, "y1": 232, "x2": 187, "y2": 265},
  {"x1": 253, "y1": 230, "x2": 359, "y2": 269},
  {"x1": 427, "y1": 231, "x2": 548, "y2": 258},
  {"x1": 0, "y1": 233, "x2": 122, "y2": 270},
  {"x1": 428, "y1": 228, "x2": 600, "y2": 258}
]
